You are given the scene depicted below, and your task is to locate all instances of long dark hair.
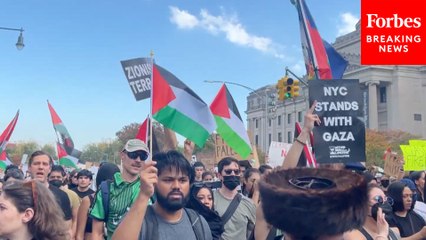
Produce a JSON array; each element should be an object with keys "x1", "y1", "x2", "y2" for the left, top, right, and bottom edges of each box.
[
  {"x1": 186, "y1": 184, "x2": 223, "y2": 240},
  {"x1": 387, "y1": 181, "x2": 408, "y2": 212}
]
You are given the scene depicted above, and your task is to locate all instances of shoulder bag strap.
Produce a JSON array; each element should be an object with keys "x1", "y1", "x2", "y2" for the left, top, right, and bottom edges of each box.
[{"x1": 221, "y1": 193, "x2": 242, "y2": 225}]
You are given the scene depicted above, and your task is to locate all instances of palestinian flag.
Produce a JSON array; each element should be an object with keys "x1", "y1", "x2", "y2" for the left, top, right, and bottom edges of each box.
[
  {"x1": 48, "y1": 101, "x2": 81, "y2": 168},
  {"x1": 136, "y1": 116, "x2": 150, "y2": 143},
  {"x1": 0, "y1": 151, "x2": 13, "y2": 170},
  {"x1": 152, "y1": 64, "x2": 216, "y2": 147},
  {"x1": 0, "y1": 111, "x2": 19, "y2": 170},
  {"x1": 210, "y1": 84, "x2": 251, "y2": 158}
]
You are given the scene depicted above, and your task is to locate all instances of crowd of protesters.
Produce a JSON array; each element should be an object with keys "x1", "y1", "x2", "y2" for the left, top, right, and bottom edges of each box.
[{"x1": 2, "y1": 103, "x2": 426, "y2": 240}]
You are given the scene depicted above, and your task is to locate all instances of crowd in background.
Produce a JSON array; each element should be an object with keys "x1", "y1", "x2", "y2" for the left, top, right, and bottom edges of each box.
[{"x1": 2, "y1": 104, "x2": 426, "y2": 240}]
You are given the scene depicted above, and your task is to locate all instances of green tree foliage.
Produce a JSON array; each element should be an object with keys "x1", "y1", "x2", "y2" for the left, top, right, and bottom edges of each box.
[
  {"x1": 6, "y1": 141, "x2": 44, "y2": 164},
  {"x1": 194, "y1": 135, "x2": 215, "y2": 154},
  {"x1": 116, "y1": 123, "x2": 140, "y2": 145},
  {"x1": 115, "y1": 121, "x2": 178, "y2": 153},
  {"x1": 366, "y1": 129, "x2": 419, "y2": 167},
  {"x1": 41, "y1": 144, "x2": 57, "y2": 160},
  {"x1": 80, "y1": 140, "x2": 122, "y2": 164}
]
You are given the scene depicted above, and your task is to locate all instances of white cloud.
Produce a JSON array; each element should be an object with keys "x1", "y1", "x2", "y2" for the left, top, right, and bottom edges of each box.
[
  {"x1": 337, "y1": 12, "x2": 359, "y2": 36},
  {"x1": 169, "y1": 6, "x2": 285, "y2": 59},
  {"x1": 169, "y1": 6, "x2": 199, "y2": 29}
]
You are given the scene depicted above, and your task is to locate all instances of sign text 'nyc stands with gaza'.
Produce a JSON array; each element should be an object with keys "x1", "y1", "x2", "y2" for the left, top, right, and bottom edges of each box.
[{"x1": 309, "y1": 79, "x2": 366, "y2": 164}]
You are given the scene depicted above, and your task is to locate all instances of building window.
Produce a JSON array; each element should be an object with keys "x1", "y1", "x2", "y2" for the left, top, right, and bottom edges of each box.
[
  {"x1": 268, "y1": 134, "x2": 272, "y2": 146},
  {"x1": 379, "y1": 87, "x2": 387, "y2": 103},
  {"x1": 255, "y1": 135, "x2": 259, "y2": 145},
  {"x1": 287, "y1": 113, "x2": 291, "y2": 124},
  {"x1": 255, "y1": 119, "x2": 258, "y2": 128},
  {"x1": 278, "y1": 115, "x2": 281, "y2": 126},
  {"x1": 269, "y1": 118, "x2": 272, "y2": 127},
  {"x1": 287, "y1": 131, "x2": 292, "y2": 143},
  {"x1": 414, "y1": 114, "x2": 422, "y2": 121},
  {"x1": 298, "y1": 111, "x2": 303, "y2": 122},
  {"x1": 278, "y1": 132, "x2": 282, "y2": 142}
]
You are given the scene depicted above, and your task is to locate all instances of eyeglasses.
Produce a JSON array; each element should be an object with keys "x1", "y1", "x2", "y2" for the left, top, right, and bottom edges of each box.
[
  {"x1": 126, "y1": 150, "x2": 149, "y2": 161},
  {"x1": 223, "y1": 169, "x2": 240, "y2": 175},
  {"x1": 373, "y1": 195, "x2": 394, "y2": 206}
]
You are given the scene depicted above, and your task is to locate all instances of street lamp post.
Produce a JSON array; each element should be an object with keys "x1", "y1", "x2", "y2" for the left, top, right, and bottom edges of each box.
[{"x1": 0, "y1": 27, "x2": 25, "y2": 50}]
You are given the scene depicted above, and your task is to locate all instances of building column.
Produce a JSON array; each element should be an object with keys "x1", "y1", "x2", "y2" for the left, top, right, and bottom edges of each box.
[{"x1": 366, "y1": 80, "x2": 380, "y2": 129}]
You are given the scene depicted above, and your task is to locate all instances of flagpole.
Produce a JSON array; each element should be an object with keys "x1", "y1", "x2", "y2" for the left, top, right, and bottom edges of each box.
[
  {"x1": 293, "y1": 0, "x2": 320, "y2": 79},
  {"x1": 149, "y1": 50, "x2": 154, "y2": 157}
]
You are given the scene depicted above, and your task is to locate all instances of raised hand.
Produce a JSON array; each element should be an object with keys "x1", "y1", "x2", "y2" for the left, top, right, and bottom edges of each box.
[
  {"x1": 376, "y1": 207, "x2": 389, "y2": 238},
  {"x1": 139, "y1": 161, "x2": 158, "y2": 198},
  {"x1": 303, "y1": 100, "x2": 321, "y2": 132},
  {"x1": 183, "y1": 139, "x2": 195, "y2": 160}
]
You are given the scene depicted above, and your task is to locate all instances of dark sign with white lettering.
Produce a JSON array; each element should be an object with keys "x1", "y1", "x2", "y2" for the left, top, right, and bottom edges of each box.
[
  {"x1": 120, "y1": 58, "x2": 152, "y2": 101},
  {"x1": 309, "y1": 79, "x2": 366, "y2": 163}
]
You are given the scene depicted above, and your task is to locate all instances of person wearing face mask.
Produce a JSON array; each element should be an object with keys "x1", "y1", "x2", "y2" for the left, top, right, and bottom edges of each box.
[
  {"x1": 48, "y1": 165, "x2": 81, "y2": 240},
  {"x1": 213, "y1": 157, "x2": 256, "y2": 240},
  {"x1": 344, "y1": 184, "x2": 399, "y2": 239},
  {"x1": 242, "y1": 168, "x2": 260, "y2": 206},
  {"x1": 386, "y1": 181, "x2": 426, "y2": 239}
]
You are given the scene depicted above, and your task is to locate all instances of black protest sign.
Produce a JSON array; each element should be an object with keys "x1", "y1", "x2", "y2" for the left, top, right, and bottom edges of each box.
[
  {"x1": 120, "y1": 58, "x2": 152, "y2": 101},
  {"x1": 309, "y1": 79, "x2": 366, "y2": 164}
]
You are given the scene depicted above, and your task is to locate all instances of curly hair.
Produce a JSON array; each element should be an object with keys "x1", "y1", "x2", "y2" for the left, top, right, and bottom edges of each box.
[{"x1": 2, "y1": 180, "x2": 69, "y2": 240}]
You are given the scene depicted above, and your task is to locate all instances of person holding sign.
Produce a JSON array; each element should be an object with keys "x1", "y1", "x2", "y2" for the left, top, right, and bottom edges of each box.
[{"x1": 255, "y1": 102, "x2": 369, "y2": 240}]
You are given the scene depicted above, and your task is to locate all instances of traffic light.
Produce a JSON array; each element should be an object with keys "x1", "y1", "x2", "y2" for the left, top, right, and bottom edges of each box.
[
  {"x1": 285, "y1": 77, "x2": 293, "y2": 98},
  {"x1": 290, "y1": 78, "x2": 300, "y2": 98},
  {"x1": 276, "y1": 77, "x2": 286, "y2": 101}
]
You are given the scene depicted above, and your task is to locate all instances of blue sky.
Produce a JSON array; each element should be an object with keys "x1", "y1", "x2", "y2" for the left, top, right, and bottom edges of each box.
[{"x1": 0, "y1": 0, "x2": 360, "y2": 150}]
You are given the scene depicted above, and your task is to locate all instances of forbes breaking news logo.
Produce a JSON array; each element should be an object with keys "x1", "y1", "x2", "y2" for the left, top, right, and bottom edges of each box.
[{"x1": 361, "y1": 0, "x2": 426, "y2": 65}]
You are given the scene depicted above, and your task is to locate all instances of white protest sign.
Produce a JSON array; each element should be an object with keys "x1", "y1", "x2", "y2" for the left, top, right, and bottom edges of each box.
[{"x1": 268, "y1": 141, "x2": 292, "y2": 167}]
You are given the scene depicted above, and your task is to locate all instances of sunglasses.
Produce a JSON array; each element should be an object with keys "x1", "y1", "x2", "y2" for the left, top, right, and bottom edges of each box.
[
  {"x1": 224, "y1": 169, "x2": 240, "y2": 175},
  {"x1": 126, "y1": 150, "x2": 149, "y2": 161},
  {"x1": 373, "y1": 195, "x2": 394, "y2": 206}
]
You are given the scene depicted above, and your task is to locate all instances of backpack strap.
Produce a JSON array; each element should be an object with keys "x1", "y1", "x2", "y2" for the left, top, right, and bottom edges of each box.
[
  {"x1": 221, "y1": 193, "x2": 242, "y2": 225},
  {"x1": 388, "y1": 228, "x2": 398, "y2": 240},
  {"x1": 99, "y1": 180, "x2": 112, "y2": 222},
  {"x1": 184, "y1": 208, "x2": 205, "y2": 240},
  {"x1": 359, "y1": 227, "x2": 374, "y2": 240},
  {"x1": 143, "y1": 205, "x2": 159, "y2": 240},
  {"x1": 266, "y1": 227, "x2": 278, "y2": 240}
]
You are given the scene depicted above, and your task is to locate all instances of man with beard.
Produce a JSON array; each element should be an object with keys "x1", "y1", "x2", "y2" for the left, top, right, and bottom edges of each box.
[
  {"x1": 90, "y1": 139, "x2": 151, "y2": 240},
  {"x1": 214, "y1": 157, "x2": 256, "y2": 240},
  {"x1": 48, "y1": 165, "x2": 81, "y2": 239},
  {"x1": 112, "y1": 150, "x2": 212, "y2": 240}
]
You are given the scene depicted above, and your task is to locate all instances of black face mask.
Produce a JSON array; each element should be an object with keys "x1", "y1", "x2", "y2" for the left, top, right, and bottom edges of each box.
[
  {"x1": 223, "y1": 175, "x2": 240, "y2": 190},
  {"x1": 371, "y1": 202, "x2": 393, "y2": 221},
  {"x1": 49, "y1": 180, "x2": 63, "y2": 188},
  {"x1": 381, "y1": 179, "x2": 390, "y2": 188}
]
